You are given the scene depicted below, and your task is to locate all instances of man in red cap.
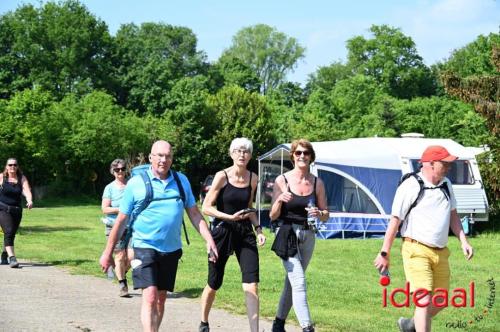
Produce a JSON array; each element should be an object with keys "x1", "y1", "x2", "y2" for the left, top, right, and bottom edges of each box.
[{"x1": 374, "y1": 145, "x2": 474, "y2": 332}]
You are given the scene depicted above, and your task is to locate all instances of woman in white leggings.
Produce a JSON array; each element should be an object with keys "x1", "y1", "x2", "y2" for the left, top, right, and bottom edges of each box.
[{"x1": 269, "y1": 139, "x2": 329, "y2": 332}]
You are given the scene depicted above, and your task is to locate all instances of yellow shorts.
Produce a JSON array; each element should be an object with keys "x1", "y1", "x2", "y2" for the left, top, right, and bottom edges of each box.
[{"x1": 401, "y1": 240, "x2": 450, "y2": 292}]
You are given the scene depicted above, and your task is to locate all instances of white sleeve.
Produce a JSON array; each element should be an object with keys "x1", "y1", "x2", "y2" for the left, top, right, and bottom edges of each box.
[{"x1": 391, "y1": 177, "x2": 419, "y2": 220}]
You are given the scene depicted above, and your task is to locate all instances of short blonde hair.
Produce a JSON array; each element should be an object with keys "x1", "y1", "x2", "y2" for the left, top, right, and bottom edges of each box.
[{"x1": 228, "y1": 137, "x2": 253, "y2": 156}]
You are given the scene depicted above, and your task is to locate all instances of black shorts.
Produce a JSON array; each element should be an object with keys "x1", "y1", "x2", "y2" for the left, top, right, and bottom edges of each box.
[
  {"x1": 207, "y1": 222, "x2": 259, "y2": 290},
  {"x1": 132, "y1": 247, "x2": 183, "y2": 291}
]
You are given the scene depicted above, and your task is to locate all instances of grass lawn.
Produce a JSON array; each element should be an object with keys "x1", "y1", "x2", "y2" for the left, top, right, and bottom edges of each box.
[{"x1": 14, "y1": 205, "x2": 500, "y2": 332}]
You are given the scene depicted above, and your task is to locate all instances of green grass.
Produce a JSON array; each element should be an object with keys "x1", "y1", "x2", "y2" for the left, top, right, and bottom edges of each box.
[{"x1": 15, "y1": 205, "x2": 500, "y2": 332}]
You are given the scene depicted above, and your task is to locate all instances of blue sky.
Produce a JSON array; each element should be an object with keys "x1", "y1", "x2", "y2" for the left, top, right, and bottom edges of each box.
[{"x1": 1, "y1": 0, "x2": 498, "y2": 84}]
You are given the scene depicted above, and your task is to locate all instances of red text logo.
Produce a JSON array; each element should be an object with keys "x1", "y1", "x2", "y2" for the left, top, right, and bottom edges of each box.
[{"x1": 381, "y1": 279, "x2": 475, "y2": 308}]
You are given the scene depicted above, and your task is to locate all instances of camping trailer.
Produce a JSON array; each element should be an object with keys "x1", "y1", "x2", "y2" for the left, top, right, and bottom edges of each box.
[{"x1": 257, "y1": 137, "x2": 489, "y2": 239}]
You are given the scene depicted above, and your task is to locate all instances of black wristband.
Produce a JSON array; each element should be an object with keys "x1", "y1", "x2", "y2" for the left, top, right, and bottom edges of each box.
[{"x1": 254, "y1": 225, "x2": 262, "y2": 232}]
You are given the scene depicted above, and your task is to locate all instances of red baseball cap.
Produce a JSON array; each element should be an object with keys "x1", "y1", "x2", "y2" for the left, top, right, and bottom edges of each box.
[{"x1": 420, "y1": 145, "x2": 458, "y2": 162}]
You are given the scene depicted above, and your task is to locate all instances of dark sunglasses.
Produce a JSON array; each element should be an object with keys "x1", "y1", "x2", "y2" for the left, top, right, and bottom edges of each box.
[
  {"x1": 7, "y1": 164, "x2": 18, "y2": 167},
  {"x1": 293, "y1": 150, "x2": 311, "y2": 157},
  {"x1": 114, "y1": 167, "x2": 126, "y2": 173}
]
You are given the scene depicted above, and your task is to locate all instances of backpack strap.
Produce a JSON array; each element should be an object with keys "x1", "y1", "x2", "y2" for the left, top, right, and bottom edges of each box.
[
  {"x1": 171, "y1": 170, "x2": 190, "y2": 245},
  {"x1": 423, "y1": 181, "x2": 450, "y2": 200},
  {"x1": 401, "y1": 173, "x2": 425, "y2": 222},
  {"x1": 124, "y1": 171, "x2": 154, "y2": 246},
  {"x1": 401, "y1": 173, "x2": 451, "y2": 223},
  {"x1": 441, "y1": 182, "x2": 451, "y2": 201}
]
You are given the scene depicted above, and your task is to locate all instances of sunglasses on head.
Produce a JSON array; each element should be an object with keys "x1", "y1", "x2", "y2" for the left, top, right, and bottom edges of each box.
[
  {"x1": 293, "y1": 150, "x2": 310, "y2": 157},
  {"x1": 114, "y1": 167, "x2": 126, "y2": 173},
  {"x1": 7, "y1": 164, "x2": 18, "y2": 167}
]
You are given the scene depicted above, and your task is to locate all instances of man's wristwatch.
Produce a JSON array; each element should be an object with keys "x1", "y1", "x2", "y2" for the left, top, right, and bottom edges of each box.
[{"x1": 380, "y1": 251, "x2": 388, "y2": 257}]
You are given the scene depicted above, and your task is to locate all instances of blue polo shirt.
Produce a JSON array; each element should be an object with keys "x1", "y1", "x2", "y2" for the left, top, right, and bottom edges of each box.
[
  {"x1": 102, "y1": 181, "x2": 125, "y2": 222},
  {"x1": 119, "y1": 168, "x2": 196, "y2": 252}
]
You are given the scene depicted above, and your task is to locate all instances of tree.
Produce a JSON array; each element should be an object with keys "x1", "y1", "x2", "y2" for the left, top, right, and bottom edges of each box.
[
  {"x1": 329, "y1": 75, "x2": 397, "y2": 138},
  {"x1": 290, "y1": 88, "x2": 339, "y2": 142},
  {"x1": 441, "y1": 35, "x2": 499, "y2": 217},
  {"x1": 158, "y1": 76, "x2": 218, "y2": 186},
  {"x1": 223, "y1": 24, "x2": 305, "y2": 94},
  {"x1": 0, "y1": 0, "x2": 114, "y2": 99},
  {"x1": 0, "y1": 88, "x2": 55, "y2": 185},
  {"x1": 208, "y1": 54, "x2": 261, "y2": 93},
  {"x1": 392, "y1": 96, "x2": 488, "y2": 146},
  {"x1": 207, "y1": 85, "x2": 276, "y2": 163},
  {"x1": 346, "y1": 25, "x2": 436, "y2": 99},
  {"x1": 114, "y1": 22, "x2": 206, "y2": 114},
  {"x1": 306, "y1": 61, "x2": 352, "y2": 93},
  {"x1": 438, "y1": 32, "x2": 500, "y2": 77}
]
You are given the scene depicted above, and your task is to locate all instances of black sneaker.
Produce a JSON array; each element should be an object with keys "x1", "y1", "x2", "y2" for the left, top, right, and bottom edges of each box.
[
  {"x1": 272, "y1": 317, "x2": 286, "y2": 332},
  {"x1": 1, "y1": 251, "x2": 7, "y2": 265},
  {"x1": 397, "y1": 317, "x2": 416, "y2": 332},
  {"x1": 9, "y1": 256, "x2": 19, "y2": 268},
  {"x1": 199, "y1": 321, "x2": 209, "y2": 332}
]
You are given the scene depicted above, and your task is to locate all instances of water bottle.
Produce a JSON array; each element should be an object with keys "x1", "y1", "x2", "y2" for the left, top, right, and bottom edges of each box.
[
  {"x1": 379, "y1": 268, "x2": 390, "y2": 286},
  {"x1": 306, "y1": 199, "x2": 318, "y2": 233},
  {"x1": 106, "y1": 266, "x2": 115, "y2": 280}
]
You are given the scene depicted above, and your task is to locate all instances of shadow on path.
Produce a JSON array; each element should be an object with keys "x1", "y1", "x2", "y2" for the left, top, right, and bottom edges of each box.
[{"x1": 20, "y1": 225, "x2": 90, "y2": 233}]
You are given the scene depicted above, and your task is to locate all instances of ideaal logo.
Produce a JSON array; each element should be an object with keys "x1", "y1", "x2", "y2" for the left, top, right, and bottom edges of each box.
[
  {"x1": 380, "y1": 277, "x2": 475, "y2": 308},
  {"x1": 445, "y1": 278, "x2": 496, "y2": 329}
]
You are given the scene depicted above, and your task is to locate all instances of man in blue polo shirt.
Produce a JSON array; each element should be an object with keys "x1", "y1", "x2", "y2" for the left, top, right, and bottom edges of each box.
[{"x1": 100, "y1": 140, "x2": 218, "y2": 332}]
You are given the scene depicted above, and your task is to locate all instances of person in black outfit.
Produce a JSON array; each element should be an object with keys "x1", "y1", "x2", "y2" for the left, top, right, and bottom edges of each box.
[
  {"x1": 199, "y1": 137, "x2": 266, "y2": 332},
  {"x1": 0, "y1": 158, "x2": 33, "y2": 268}
]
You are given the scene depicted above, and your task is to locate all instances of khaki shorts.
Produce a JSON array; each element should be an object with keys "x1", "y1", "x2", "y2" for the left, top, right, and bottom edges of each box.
[{"x1": 401, "y1": 240, "x2": 450, "y2": 292}]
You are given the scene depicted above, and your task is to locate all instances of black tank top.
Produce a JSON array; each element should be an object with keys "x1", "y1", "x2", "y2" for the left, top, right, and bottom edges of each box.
[
  {"x1": 214, "y1": 170, "x2": 252, "y2": 223},
  {"x1": 279, "y1": 175, "x2": 317, "y2": 224},
  {"x1": 0, "y1": 175, "x2": 23, "y2": 207}
]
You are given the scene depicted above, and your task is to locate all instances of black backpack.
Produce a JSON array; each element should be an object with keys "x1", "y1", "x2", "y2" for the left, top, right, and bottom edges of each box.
[
  {"x1": 125, "y1": 169, "x2": 190, "y2": 246},
  {"x1": 398, "y1": 172, "x2": 451, "y2": 221}
]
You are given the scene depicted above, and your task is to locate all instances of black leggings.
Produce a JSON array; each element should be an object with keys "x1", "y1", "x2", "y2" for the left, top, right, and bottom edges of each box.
[{"x1": 0, "y1": 209, "x2": 22, "y2": 247}]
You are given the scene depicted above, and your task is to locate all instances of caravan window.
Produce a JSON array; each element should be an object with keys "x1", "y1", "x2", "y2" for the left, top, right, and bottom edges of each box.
[
  {"x1": 259, "y1": 162, "x2": 292, "y2": 206},
  {"x1": 410, "y1": 159, "x2": 474, "y2": 185},
  {"x1": 318, "y1": 170, "x2": 380, "y2": 214}
]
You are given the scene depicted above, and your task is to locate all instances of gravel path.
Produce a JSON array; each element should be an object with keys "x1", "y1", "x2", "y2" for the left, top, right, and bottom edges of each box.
[{"x1": 0, "y1": 260, "x2": 301, "y2": 332}]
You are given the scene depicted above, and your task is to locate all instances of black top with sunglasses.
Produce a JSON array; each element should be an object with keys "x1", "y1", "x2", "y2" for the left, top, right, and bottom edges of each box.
[{"x1": 0, "y1": 174, "x2": 22, "y2": 207}]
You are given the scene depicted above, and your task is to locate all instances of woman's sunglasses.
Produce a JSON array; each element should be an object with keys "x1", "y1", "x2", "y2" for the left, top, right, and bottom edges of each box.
[
  {"x1": 114, "y1": 167, "x2": 126, "y2": 173},
  {"x1": 7, "y1": 164, "x2": 18, "y2": 167},
  {"x1": 293, "y1": 150, "x2": 311, "y2": 157}
]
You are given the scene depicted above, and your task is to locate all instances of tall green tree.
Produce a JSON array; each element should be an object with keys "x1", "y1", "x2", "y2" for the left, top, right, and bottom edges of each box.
[
  {"x1": 0, "y1": 0, "x2": 114, "y2": 99},
  {"x1": 207, "y1": 85, "x2": 276, "y2": 163},
  {"x1": 346, "y1": 25, "x2": 436, "y2": 99},
  {"x1": 158, "y1": 76, "x2": 218, "y2": 186},
  {"x1": 438, "y1": 32, "x2": 500, "y2": 77},
  {"x1": 0, "y1": 89, "x2": 55, "y2": 185},
  {"x1": 223, "y1": 24, "x2": 305, "y2": 94},
  {"x1": 329, "y1": 75, "x2": 397, "y2": 138},
  {"x1": 113, "y1": 22, "x2": 206, "y2": 114},
  {"x1": 306, "y1": 61, "x2": 352, "y2": 93},
  {"x1": 441, "y1": 35, "x2": 499, "y2": 217},
  {"x1": 392, "y1": 96, "x2": 488, "y2": 146},
  {"x1": 208, "y1": 54, "x2": 261, "y2": 93}
]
